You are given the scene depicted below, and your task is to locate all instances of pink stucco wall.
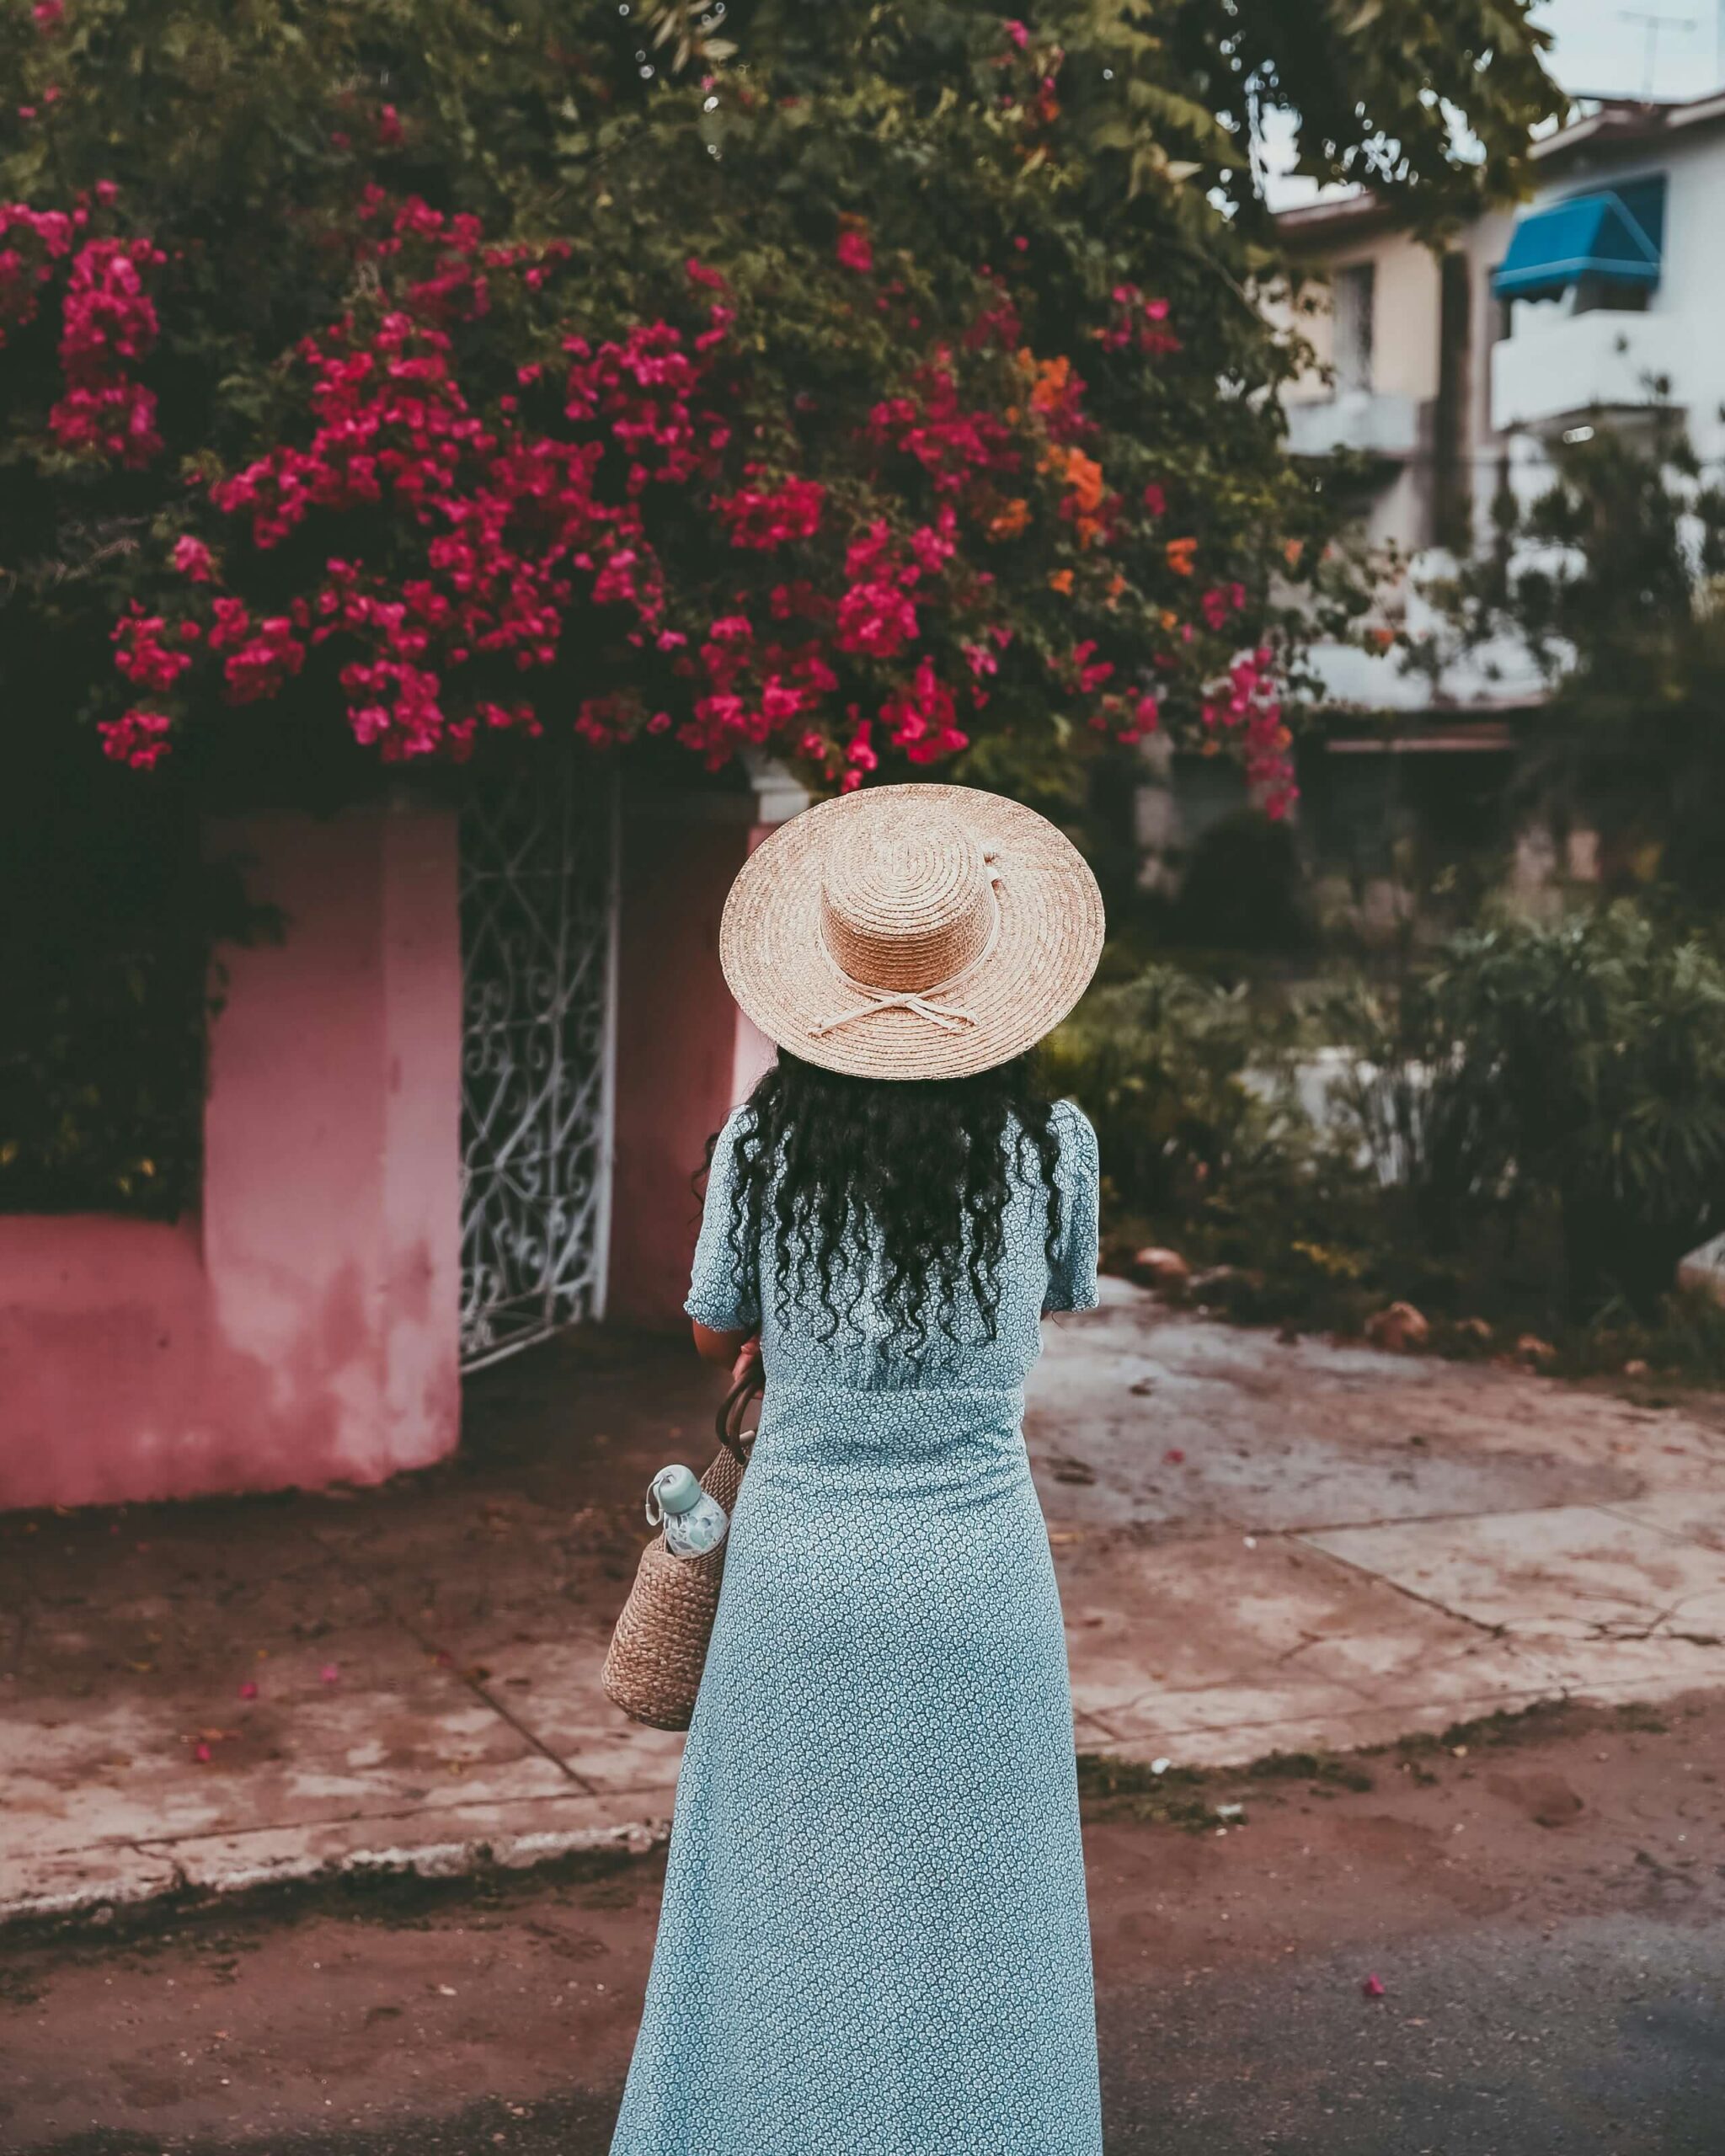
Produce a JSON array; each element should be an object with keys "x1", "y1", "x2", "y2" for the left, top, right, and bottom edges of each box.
[
  {"x1": 606, "y1": 801, "x2": 758, "y2": 1329},
  {"x1": 0, "y1": 798, "x2": 463, "y2": 1512}
]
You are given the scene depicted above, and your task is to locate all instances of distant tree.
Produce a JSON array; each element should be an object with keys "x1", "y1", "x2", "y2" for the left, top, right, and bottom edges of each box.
[{"x1": 1417, "y1": 399, "x2": 1725, "y2": 908}]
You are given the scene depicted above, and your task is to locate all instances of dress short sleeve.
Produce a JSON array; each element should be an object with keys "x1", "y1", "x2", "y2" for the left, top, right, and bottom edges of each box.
[
  {"x1": 684, "y1": 1107, "x2": 762, "y2": 1333},
  {"x1": 1043, "y1": 1100, "x2": 1101, "y2": 1315}
]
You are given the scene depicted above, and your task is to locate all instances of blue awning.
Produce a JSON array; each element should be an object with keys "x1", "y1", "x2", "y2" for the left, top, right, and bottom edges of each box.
[{"x1": 1492, "y1": 189, "x2": 1662, "y2": 301}]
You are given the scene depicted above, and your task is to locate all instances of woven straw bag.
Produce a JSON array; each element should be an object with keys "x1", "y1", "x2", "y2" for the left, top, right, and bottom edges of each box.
[{"x1": 601, "y1": 1370, "x2": 762, "y2": 1731}]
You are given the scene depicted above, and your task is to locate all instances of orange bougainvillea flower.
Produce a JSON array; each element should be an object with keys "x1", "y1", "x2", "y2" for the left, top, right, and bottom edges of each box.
[
  {"x1": 1159, "y1": 608, "x2": 1179, "y2": 631},
  {"x1": 1106, "y1": 572, "x2": 1126, "y2": 602},
  {"x1": 1166, "y1": 536, "x2": 1197, "y2": 576},
  {"x1": 1030, "y1": 355, "x2": 1073, "y2": 414},
  {"x1": 1283, "y1": 536, "x2": 1305, "y2": 569},
  {"x1": 1048, "y1": 567, "x2": 1074, "y2": 595},
  {"x1": 988, "y1": 497, "x2": 1031, "y2": 539},
  {"x1": 1062, "y1": 446, "x2": 1104, "y2": 512}
]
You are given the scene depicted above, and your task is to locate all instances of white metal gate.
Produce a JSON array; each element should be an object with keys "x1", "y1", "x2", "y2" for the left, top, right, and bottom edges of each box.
[{"x1": 458, "y1": 754, "x2": 619, "y2": 1371}]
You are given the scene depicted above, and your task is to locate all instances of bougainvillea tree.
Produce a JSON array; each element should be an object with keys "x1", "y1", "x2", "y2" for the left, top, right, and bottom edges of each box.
[{"x1": 0, "y1": 0, "x2": 1562, "y2": 823}]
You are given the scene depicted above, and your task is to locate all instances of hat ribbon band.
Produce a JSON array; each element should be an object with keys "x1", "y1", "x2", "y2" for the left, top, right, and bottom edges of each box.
[{"x1": 809, "y1": 865, "x2": 1002, "y2": 1041}]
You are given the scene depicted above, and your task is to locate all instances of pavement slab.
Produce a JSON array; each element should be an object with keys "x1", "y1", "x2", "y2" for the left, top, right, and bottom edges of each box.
[
  {"x1": 3, "y1": 1623, "x2": 578, "y2": 1860},
  {"x1": 1026, "y1": 1283, "x2": 1724, "y2": 1533},
  {"x1": 1062, "y1": 1527, "x2": 1561, "y2": 1765},
  {"x1": 1603, "y1": 1486, "x2": 1725, "y2": 1553},
  {"x1": 1300, "y1": 1504, "x2": 1725, "y2": 1644}
]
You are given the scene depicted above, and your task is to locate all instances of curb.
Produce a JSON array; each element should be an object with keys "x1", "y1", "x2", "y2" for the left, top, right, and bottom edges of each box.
[{"x1": 1, "y1": 1812, "x2": 674, "y2": 1945}]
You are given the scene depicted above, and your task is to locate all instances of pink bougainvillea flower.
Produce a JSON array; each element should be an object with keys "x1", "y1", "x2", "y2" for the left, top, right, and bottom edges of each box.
[
  {"x1": 99, "y1": 708, "x2": 174, "y2": 769},
  {"x1": 171, "y1": 535, "x2": 214, "y2": 582},
  {"x1": 1362, "y1": 1973, "x2": 1386, "y2": 1999},
  {"x1": 713, "y1": 472, "x2": 825, "y2": 550},
  {"x1": 63, "y1": 184, "x2": 1290, "y2": 803},
  {"x1": 319, "y1": 1662, "x2": 340, "y2": 1684},
  {"x1": 238, "y1": 1678, "x2": 259, "y2": 1700}
]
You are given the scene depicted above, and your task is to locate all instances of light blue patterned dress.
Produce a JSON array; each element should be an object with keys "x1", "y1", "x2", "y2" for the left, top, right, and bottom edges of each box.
[{"x1": 610, "y1": 1097, "x2": 1104, "y2": 2156}]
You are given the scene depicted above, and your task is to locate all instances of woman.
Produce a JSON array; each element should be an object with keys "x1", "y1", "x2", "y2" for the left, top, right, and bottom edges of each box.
[{"x1": 610, "y1": 782, "x2": 1107, "y2": 2155}]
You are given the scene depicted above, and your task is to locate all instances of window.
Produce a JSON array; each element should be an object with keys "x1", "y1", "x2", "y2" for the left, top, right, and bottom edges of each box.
[
  {"x1": 1333, "y1": 263, "x2": 1376, "y2": 396},
  {"x1": 1573, "y1": 272, "x2": 1650, "y2": 316}
]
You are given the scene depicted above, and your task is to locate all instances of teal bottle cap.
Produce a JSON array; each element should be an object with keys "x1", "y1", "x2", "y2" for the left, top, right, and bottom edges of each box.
[{"x1": 650, "y1": 1465, "x2": 703, "y2": 1516}]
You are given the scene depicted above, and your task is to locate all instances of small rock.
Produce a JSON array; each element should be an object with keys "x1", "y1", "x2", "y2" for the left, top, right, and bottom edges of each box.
[
  {"x1": 1365, "y1": 1301, "x2": 1430, "y2": 1353},
  {"x1": 1049, "y1": 1456, "x2": 1097, "y2": 1486},
  {"x1": 1515, "y1": 1332, "x2": 1557, "y2": 1368},
  {"x1": 1132, "y1": 1246, "x2": 1191, "y2": 1293},
  {"x1": 1623, "y1": 1358, "x2": 1650, "y2": 1378},
  {"x1": 1455, "y1": 1315, "x2": 1493, "y2": 1346}
]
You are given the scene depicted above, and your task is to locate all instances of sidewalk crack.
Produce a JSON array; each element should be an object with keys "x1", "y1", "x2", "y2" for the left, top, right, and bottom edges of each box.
[{"x1": 310, "y1": 1526, "x2": 601, "y2": 1797}]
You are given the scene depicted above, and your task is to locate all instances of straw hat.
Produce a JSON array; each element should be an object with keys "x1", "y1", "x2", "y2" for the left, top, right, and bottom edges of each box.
[{"x1": 719, "y1": 782, "x2": 1105, "y2": 1081}]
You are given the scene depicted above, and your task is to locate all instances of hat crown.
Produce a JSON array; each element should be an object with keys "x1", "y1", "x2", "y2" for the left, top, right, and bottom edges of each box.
[{"x1": 820, "y1": 808, "x2": 994, "y2": 994}]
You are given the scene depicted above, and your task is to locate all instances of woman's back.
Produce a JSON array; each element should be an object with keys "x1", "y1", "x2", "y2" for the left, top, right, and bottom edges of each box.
[{"x1": 687, "y1": 1095, "x2": 1100, "y2": 1393}]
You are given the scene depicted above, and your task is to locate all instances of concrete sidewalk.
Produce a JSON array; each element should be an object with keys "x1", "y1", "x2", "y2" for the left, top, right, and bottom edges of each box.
[{"x1": 6, "y1": 1281, "x2": 1725, "y2": 1928}]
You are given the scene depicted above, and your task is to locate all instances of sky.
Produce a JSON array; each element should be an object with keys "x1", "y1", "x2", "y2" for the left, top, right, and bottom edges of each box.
[
  {"x1": 1263, "y1": 0, "x2": 1725, "y2": 207},
  {"x1": 1537, "y1": 0, "x2": 1724, "y2": 101}
]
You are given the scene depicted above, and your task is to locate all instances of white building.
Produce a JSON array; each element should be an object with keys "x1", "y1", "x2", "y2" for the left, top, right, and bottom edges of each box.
[
  {"x1": 1492, "y1": 93, "x2": 1725, "y2": 485},
  {"x1": 1168, "y1": 93, "x2": 1725, "y2": 925}
]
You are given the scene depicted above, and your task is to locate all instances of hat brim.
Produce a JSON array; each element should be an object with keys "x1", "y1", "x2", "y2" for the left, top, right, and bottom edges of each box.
[{"x1": 719, "y1": 782, "x2": 1106, "y2": 1081}]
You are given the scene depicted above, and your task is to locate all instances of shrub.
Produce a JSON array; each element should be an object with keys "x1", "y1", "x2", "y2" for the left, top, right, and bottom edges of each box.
[
  {"x1": 1322, "y1": 907, "x2": 1725, "y2": 1317},
  {"x1": 1060, "y1": 905, "x2": 1725, "y2": 1347},
  {"x1": 1044, "y1": 963, "x2": 1304, "y2": 1223}
]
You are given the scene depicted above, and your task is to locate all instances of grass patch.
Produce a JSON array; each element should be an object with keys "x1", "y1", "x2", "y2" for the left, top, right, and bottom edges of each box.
[{"x1": 1077, "y1": 1741, "x2": 1376, "y2": 1828}]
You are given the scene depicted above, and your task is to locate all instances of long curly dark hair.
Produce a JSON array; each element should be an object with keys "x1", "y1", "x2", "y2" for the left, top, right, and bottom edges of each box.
[{"x1": 715, "y1": 1049, "x2": 1064, "y2": 1353}]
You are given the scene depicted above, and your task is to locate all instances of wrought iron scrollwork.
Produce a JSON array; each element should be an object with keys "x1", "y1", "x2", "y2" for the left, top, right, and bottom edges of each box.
[{"x1": 458, "y1": 755, "x2": 617, "y2": 1369}]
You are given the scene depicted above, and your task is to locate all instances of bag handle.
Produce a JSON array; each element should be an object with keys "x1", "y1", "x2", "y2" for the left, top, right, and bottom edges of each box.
[{"x1": 714, "y1": 1364, "x2": 765, "y2": 1468}]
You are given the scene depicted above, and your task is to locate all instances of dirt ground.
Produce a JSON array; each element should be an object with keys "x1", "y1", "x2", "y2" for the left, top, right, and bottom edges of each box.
[{"x1": 5, "y1": 1689, "x2": 1723, "y2": 2156}]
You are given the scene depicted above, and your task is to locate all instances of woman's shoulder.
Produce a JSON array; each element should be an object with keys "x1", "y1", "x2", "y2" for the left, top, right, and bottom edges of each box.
[
  {"x1": 1049, "y1": 1097, "x2": 1098, "y2": 1170},
  {"x1": 705, "y1": 1101, "x2": 761, "y2": 1187},
  {"x1": 1007, "y1": 1097, "x2": 1097, "y2": 1184}
]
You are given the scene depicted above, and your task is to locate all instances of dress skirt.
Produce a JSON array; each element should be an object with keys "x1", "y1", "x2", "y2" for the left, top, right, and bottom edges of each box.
[{"x1": 608, "y1": 1381, "x2": 1105, "y2": 2156}]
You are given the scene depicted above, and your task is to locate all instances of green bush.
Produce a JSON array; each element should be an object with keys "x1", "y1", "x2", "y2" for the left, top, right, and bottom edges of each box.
[
  {"x1": 1044, "y1": 964, "x2": 1306, "y2": 1223},
  {"x1": 1057, "y1": 906, "x2": 1725, "y2": 1356},
  {"x1": 1322, "y1": 906, "x2": 1725, "y2": 1317}
]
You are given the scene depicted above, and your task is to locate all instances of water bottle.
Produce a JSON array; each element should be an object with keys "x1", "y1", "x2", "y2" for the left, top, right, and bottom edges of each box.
[{"x1": 646, "y1": 1464, "x2": 730, "y2": 1557}]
